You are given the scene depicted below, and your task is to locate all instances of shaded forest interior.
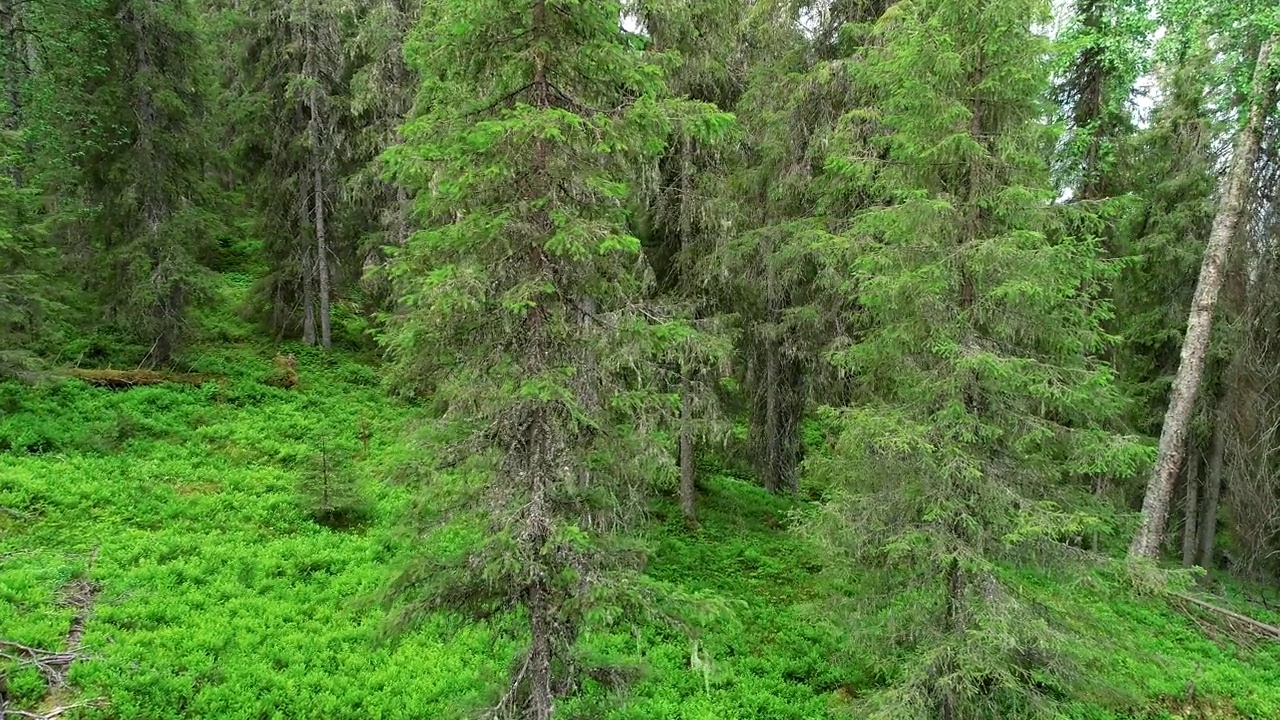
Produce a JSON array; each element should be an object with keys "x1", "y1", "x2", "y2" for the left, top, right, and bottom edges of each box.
[{"x1": 5, "y1": 0, "x2": 1280, "y2": 718}]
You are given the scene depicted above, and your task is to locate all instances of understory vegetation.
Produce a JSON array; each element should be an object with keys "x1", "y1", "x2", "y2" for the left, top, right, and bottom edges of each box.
[{"x1": 2, "y1": 277, "x2": 1279, "y2": 719}]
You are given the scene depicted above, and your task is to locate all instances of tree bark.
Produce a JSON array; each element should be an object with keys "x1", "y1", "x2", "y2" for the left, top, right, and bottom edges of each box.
[
  {"x1": 1129, "y1": 36, "x2": 1276, "y2": 559},
  {"x1": 1181, "y1": 451, "x2": 1200, "y2": 567},
  {"x1": 312, "y1": 155, "x2": 332, "y2": 349},
  {"x1": 763, "y1": 335, "x2": 781, "y2": 493},
  {"x1": 677, "y1": 132, "x2": 697, "y2": 525},
  {"x1": 1198, "y1": 397, "x2": 1228, "y2": 568},
  {"x1": 306, "y1": 15, "x2": 332, "y2": 350},
  {"x1": 680, "y1": 371, "x2": 697, "y2": 526},
  {"x1": 302, "y1": 246, "x2": 317, "y2": 345}
]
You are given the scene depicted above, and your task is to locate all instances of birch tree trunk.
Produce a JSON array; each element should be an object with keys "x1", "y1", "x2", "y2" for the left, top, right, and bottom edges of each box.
[{"x1": 1129, "y1": 36, "x2": 1277, "y2": 559}]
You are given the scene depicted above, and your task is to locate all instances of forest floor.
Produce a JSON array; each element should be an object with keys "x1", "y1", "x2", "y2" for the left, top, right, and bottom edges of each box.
[{"x1": 4, "y1": 275, "x2": 1280, "y2": 719}]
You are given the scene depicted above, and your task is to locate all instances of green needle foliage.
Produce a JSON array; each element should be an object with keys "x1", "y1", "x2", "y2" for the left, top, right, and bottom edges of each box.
[
  {"x1": 805, "y1": 0, "x2": 1150, "y2": 716},
  {"x1": 0, "y1": 126, "x2": 50, "y2": 379},
  {"x1": 85, "y1": 0, "x2": 222, "y2": 365},
  {"x1": 380, "y1": 1, "x2": 728, "y2": 716}
]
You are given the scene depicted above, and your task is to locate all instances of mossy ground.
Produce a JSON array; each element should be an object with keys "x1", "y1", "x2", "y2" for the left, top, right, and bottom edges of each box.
[{"x1": 3, "y1": 277, "x2": 1280, "y2": 719}]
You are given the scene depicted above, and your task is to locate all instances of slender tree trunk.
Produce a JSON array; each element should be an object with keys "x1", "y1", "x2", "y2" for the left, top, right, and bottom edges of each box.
[
  {"x1": 760, "y1": 238, "x2": 784, "y2": 494},
  {"x1": 763, "y1": 336, "x2": 781, "y2": 494},
  {"x1": 1198, "y1": 396, "x2": 1228, "y2": 568},
  {"x1": 394, "y1": 185, "x2": 410, "y2": 247},
  {"x1": 680, "y1": 372, "x2": 697, "y2": 526},
  {"x1": 527, "y1": 573, "x2": 554, "y2": 720},
  {"x1": 1129, "y1": 37, "x2": 1277, "y2": 559},
  {"x1": 523, "y1": 410, "x2": 556, "y2": 720},
  {"x1": 312, "y1": 155, "x2": 332, "y2": 349},
  {"x1": 1181, "y1": 452, "x2": 1200, "y2": 567},
  {"x1": 306, "y1": 19, "x2": 332, "y2": 350},
  {"x1": 131, "y1": 1, "x2": 176, "y2": 367},
  {"x1": 302, "y1": 246, "x2": 317, "y2": 345},
  {"x1": 677, "y1": 133, "x2": 698, "y2": 525}
]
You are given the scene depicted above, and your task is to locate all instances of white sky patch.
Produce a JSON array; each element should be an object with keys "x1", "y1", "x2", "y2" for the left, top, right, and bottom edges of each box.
[{"x1": 621, "y1": 12, "x2": 645, "y2": 35}]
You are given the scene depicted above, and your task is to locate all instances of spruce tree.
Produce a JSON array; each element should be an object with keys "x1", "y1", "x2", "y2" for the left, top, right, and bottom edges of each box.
[
  {"x1": 238, "y1": 0, "x2": 347, "y2": 346},
  {"x1": 633, "y1": 0, "x2": 740, "y2": 524},
  {"x1": 85, "y1": 0, "x2": 219, "y2": 365},
  {"x1": 348, "y1": 0, "x2": 420, "y2": 317},
  {"x1": 0, "y1": 116, "x2": 48, "y2": 378},
  {"x1": 806, "y1": 0, "x2": 1144, "y2": 715},
  {"x1": 1053, "y1": 0, "x2": 1151, "y2": 201},
  {"x1": 0, "y1": 0, "x2": 41, "y2": 376},
  {"x1": 381, "y1": 1, "x2": 719, "y2": 715},
  {"x1": 714, "y1": 0, "x2": 884, "y2": 494}
]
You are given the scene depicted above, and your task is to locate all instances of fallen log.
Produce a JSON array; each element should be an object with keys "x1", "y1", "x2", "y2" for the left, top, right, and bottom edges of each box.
[
  {"x1": 1174, "y1": 592, "x2": 1280, "y2": 641},
  {"x1": 60, "y1": 368, "x2": 218, "y2": 388}
]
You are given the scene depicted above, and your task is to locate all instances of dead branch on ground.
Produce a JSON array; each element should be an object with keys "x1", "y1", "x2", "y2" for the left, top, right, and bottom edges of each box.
[{"x1": 1174, "y1": 592, "x2": 1280, "y2": 644}]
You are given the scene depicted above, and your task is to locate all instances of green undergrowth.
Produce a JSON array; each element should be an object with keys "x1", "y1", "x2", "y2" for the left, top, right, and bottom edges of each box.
[{"x1": 3, "y1": 285, "x2": 1280, "y2": 719}]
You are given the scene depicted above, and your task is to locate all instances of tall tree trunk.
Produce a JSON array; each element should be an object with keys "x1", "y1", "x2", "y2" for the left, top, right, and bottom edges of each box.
[
  {"x1": 307, "y1": 21, "x2": 332, "y2": 350},
  {"x1": 761, "y1": 239, "x2": 785, "y2": 494},
  {"x1": 680, "y1": 372, "x2": 697, "y2": 526},
  {"x1": 132, "y1": 1, "x2": 175, "y2": 367},
  {"x1": 1129, "y1": 36, "x2": 1277, "y2": 559},
  {"x1": 523, "y1": 410, "x2": 556, "y2": 720},
  {"x1": 763, "y1": 335, "x2": 781, "y2": 493},
  {"x1": 1181, "y1": 451, "x2": 1200, "y2": 567},
  {"x1": 313, "y1": 155, "x2": 331, "y2": 349},
  {"x1": 523, "y1": 5, "x2": 555, "y2": 715},
  {"x1": 1198, "y1": 394, "x2": 1229, "y2": 568},
  {"x1": 394, "y1": 185, "x2": 410, "y2": 247},
  {"x1": 677, "y1": 133, "x2": 697, "y2": 525}
]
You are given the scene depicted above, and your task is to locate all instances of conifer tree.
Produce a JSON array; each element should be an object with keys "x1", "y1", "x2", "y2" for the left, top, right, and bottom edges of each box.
[
  {"x1": 381, "y1": 1, "x2": 720, "y2": 715},
  {"x1": 634, "y1": 0, "x2": 740, "y2": 524},
  {"x1": 1221, "y1": 110, "x2": 1280, "y2": 575},
  {"x1": 1053, "y1": 0, "x2": 1151, "y2": 200},
  {"x1": 238, "y1": 0, "x2": 347, "y2": 347},
  {"x1": 0, "y1": 117, "x2": 48, "y2": 378},
  {"x1": 348, "y1": 0, "x2": 420, "y2": 316},
  {"x1": 715, "y1": 0, "x2": 883, "y2": 494},
  {"x1": 85, "y1": 0, "x2": 219, "y2": 365},
  {"x1": 0, "y1": 0, "x2": 42, "y2": 375},
  {"x1": 807, "y1": 0, "x2": 1143, "y2": 714}
]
